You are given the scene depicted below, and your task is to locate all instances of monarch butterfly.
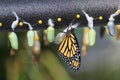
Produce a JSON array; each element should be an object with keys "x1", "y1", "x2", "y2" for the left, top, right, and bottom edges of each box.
[{"x1": 58, "y1": 23, "x2": 81, "y2": 71}]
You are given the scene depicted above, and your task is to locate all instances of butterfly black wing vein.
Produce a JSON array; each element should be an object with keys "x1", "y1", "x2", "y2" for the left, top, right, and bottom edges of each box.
[{"x1": 58, "y1": 32, "x2": 81, "y2": 71}]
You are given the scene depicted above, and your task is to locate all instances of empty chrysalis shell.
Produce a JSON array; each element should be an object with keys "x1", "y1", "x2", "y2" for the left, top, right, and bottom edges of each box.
[
  {"x1": 43, "y1": 30, "x2": 50, "y2": 46},
  {"x1": 107, "y1": 21, "x2": 115, "y2": 36},
  {"x1": 115, "y1": 25, "x2": 120, "y2": 40},
  {"x1": 82, "y1": 45, "x2": 89, "y2": 57},
  {"x1": 33, "y1": 40, "x2": 41, "y2": 63},
  {"x1": 8, "y1": 32, "x2": 18, "y2": 50},
  {"x1": 83, "y1": 27, "x2": 89, "y2": 46},
  {"x1": 88, "y1": 28, "x2": 96, "y2": 46},
  {"x1": 33, "y1": 31, "x2": 41, "y2": 54},
  {"x1": 104, "y1": 26, "x2": 109, "y2": 35},
  {"x1": 47, "y1": 26, "x2": 55, "y2": 43},
  {"x1": 27, "y1": 30, "x2": 35, "y2": 47},
  {"x1": 54, "y1": 32, "x2": 65, "y2": 44},
  {"x1": 33, "y1": 41, "x2": 41, "y2": 54}
]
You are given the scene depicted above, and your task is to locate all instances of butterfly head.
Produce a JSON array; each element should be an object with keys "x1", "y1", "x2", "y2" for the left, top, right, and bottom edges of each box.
[{"x1": 65, "y1": 23, "x2": 79, "y2": 36}]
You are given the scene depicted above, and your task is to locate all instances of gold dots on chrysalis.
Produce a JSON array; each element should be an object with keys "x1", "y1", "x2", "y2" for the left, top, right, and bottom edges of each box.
[
  {"x1": 118, "y1": 10, "x2": 120, "y2": 14},
  {"x1": 38, "y1": 20, "x2": 43, "y2": 24},
  {"x1": 0, "y1": 22, "x2": 2, "y2": 27},
  {"x1": 99, "y1": 16, "x2": 103, "y2": 20},
  {"x1": 76, "y1": 14, "x2": 81, "y2": 19},
  {"x1": 19, "y1": 22, "x2": 23, "y2": 27},
  {"x1": 57, "y1": 17, "x2": 62, "y2": 22}
]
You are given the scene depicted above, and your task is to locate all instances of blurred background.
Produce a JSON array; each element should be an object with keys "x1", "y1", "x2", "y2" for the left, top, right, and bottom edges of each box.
[{"x1": 0, "y1": 27, "x2": 120, "y2": 80}]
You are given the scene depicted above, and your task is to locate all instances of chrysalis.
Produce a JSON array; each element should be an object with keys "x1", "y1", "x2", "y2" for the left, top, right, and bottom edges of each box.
[
  {"x1": 83, "y1": 10, "x2": 96, "y2": 46},
  {"x1": 83, "y1": 27, "x2": 89, "y2": 45},
  {"x1": 10, "y1": 48, "x2": 15, "y2": 56},
  {"x1": 105, "y1": 26, "x2": 109, "y2": 35},
  {"x1": 27, "y1": 30, "x2": 35, "y2": 47},
  {"x1": 8, "y1": 11, "x2": 19, "y2": 55},
  {"x1": 115, "y1": 25, "x2": 120, "y2": 40},
  {"x1": 107, "y1": 21, "x2": 115, "y2": 36},
  {"x1": 88, "y1": 28, "x2": 96, "y2": 46},
  {"x1": 82, "y1": 27, "x2": 89, "y2": 56},
  {"x1": 43, "y1": 30, "x2": 49, "y2": 46},
  {"x1": 82, "y1": 45, "x2": 89, "y2": 57},
  {"x1": 33, "y1": 31, "x2": 41, "y2": 63},
  {"x1": 23, "y1": 21, "x2": 34, "y2": 47},
  {"x1": 8, "y1": 32, "x2": 18, "y2": 50},
  {"x1": 47, "y1": 19, "x2": 55, "y2": 43},
  {"x1": 54, "y1": 32, "x2": 65, "y2": 44},
  {"x1": 107, "y1": 10, "x2": 120, "y2": 36}
]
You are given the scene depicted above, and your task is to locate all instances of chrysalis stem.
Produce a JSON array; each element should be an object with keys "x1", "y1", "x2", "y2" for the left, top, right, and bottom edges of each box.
[
  {"x1": 11, "y1": 11, "x2": 20, "y2": 31},
  {"x1": 109, "y1": 10, "x2": 120, "y2": 21},
  {"x1": 48, "y1": 19, "x2": 54, "y2": 27},
  {"x1": 23, "y1": 21, "x2": 33, "y2": 30},
  {"x1": 82, "y1": 10, "x2": 94, "y2": 29},
  {"x1": 47, "y1": 19, "x2": 55, "y2": 43}
]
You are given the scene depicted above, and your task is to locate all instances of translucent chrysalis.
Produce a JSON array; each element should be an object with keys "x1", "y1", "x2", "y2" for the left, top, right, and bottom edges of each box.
[
  {"x1": 54, "y1": 32, "x2": 65, "y2": 44},
  {"x1": 107, "y1": 10, "x2": 120, "y2": 36},
  {"x1": 107, "y1": 21, "x2": 115, "y2": 36}
]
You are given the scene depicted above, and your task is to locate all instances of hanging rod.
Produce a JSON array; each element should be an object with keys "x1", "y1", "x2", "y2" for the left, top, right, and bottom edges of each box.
[{"x1": 0, "y1": 0, "x2": 120, "y2": 32}]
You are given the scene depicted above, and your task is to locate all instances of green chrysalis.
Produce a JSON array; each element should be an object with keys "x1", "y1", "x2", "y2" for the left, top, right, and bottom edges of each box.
[
  {"x1": 27, "y1": 30, "x2": 35, "y2": 47},
  {"x1": 47, "y1": 26, "x2": 55, "y2": 43},
  {"x1": 8, "y1": 32, "x2": 18, "y2": 50},
  {"x1": 88, "y1": 28, "x2": 96, "y2": 46}
]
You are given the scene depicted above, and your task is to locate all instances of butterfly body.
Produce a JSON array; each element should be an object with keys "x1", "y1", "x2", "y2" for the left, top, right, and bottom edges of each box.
[{"x1": 58, "y1": 28, "x2": 81, "y2": 71}]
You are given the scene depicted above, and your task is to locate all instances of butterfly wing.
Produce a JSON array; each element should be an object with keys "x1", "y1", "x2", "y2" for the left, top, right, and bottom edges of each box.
[{"x1": 58, "y1": 33, "x2": 81, "y2": 71}]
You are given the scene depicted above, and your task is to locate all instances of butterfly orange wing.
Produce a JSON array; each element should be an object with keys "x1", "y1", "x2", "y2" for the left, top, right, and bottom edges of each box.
[{"x1": 58, "y1": 33, "x2": 81, "y2": 71}]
